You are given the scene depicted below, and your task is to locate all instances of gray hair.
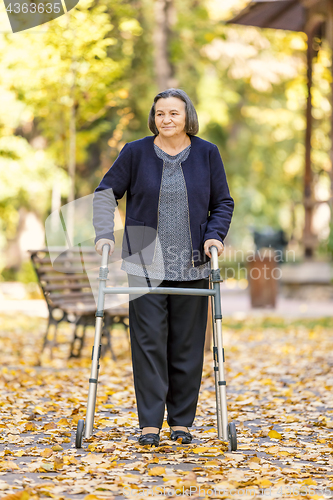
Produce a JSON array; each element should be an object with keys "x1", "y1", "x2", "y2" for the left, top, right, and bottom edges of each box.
[{"x1": 148, "y1": 88, "x2": 199, "y2": 136}]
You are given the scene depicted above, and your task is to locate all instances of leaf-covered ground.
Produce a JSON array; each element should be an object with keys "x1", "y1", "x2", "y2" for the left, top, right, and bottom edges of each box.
[{"x1": 0, "y1": 313, "x2": 333, "y2": 499}]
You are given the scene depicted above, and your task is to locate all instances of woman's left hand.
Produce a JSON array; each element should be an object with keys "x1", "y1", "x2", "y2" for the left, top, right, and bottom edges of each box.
[{"x1": 204, "y1": 239, "x2": 224, "y2": 258}]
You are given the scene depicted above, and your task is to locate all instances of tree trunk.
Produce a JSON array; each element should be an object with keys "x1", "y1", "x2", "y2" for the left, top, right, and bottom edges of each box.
[
  {"x1": 67, "y1": 18, "x2": 77, "y2": 247},
  {"x1": 153, "y1": 0, "x2": 178, "y2": 91},
  {"x1": 303, "y1": 22, "x2": 315, "y2": 258},
  {"x1": 4, "y1": 207, "x2": 28, "y2": 271}
]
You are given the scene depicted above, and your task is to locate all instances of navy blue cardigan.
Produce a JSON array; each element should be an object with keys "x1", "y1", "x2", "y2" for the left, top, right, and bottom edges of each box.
[{"x1": 93, "y1": 134, "x2": 234, "y2": 268}]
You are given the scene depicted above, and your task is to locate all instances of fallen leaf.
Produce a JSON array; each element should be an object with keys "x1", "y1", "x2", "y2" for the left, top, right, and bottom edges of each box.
[
  {"x1": 268, "y1": 430, "x2": 282, "y2": 440},
  {"x1": 52, "y1": 445, "x2": 63, "y2": 452},
  {"x1": 192, "y1": 447, "x2": 208, "y2": 454},
  {"x1": 148, "y1": 466, "x2": 165, "y2": 476},
  {"x1": 40, "y1": 448, "x2": 53, "y2": 458},
  {"x1": 24, "y1": 422, "x2": 38, "y2": 432},
  {"x1": 43, "y1": 422, "x2": 57, "y2": 430}
]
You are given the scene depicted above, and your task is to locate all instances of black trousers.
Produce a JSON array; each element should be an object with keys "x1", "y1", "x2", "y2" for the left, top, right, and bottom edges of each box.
[{"x1": 127, "y1": 274, "x2": 209, "y2": 429}]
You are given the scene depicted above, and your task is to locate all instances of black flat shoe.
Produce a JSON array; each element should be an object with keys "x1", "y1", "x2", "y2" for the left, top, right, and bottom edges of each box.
[
  {"x1": 138, "y1": 432, "x2": 160, "y2": 447},
  {"x1": 170, "y1": 429, "x2": 192, "y2": 444}
]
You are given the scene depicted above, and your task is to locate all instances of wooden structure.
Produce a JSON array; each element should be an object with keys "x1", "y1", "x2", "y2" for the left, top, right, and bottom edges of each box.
[
  {"x1": 228, "y1": 0, "x2": 333, "y2": 257},
  {"x1": 29, "y1": 247, "x2": 129, "y2": 361}
]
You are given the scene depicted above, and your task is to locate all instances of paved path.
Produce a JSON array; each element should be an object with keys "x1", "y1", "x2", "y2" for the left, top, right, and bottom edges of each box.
[
  {"x1": 0, "y1": 292, "x2": 331, "y2": 320},
  {"x1": 219, "y1": 288, "x2": 333, "y2": 319}
]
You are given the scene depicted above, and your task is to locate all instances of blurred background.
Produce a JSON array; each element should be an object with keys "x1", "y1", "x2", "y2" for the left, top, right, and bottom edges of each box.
[
  {"x1": 1, "y1": 6, "x2": 333, "y2": 494},
  {"x1": 0, "y1": 0, "x2": 333, "y2": 315}
]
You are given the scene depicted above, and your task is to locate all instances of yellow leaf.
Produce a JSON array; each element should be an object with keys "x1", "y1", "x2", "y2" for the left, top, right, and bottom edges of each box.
[
  {"x1": 13, "y1": 451, "x2": 24, "y2": 457},
  {"x1": 34, "y1": 406, "x2": 45, "y2": 415},
  {"x1": 302, "y1": 479, "x2": 317, "y2": 486},
  {"x1": 1, "y1": 491, "x2": 30, "y2": 500},
  {"x1": 205, "y1": 460, "x2": 220, "y2": 465},
  {"x1": 25, "y1": 422, "x2": 38, "y2": 432},
  {"x1": 248, "y1": 456, "x2": 261, "y2": 463},
  {"x1": 67, "y1": 455, "x2": 80, "y2": 465},
  {"x1": 0, "y1": 460, "x2": 20, "y2": 471},
  {"x1": 192, "y1": 446, "x2": 208, "y2": 454},
  {"x1": 257, "y1": 479, "x2": 272, "y2": 488},
  {"x1": 97, "y1": 419, "x2": 110, "y2": 426},
  {"x1": 265, "y1": 446, "x2": 280, "y2": 454},
  {"x1": 268, "y1": 430, "x2": 282, "y2": 440},
  {"x1": 72, "y1": 414, "x2": 81, "y2": 425},
  {"x1": 39, "y1": 463, "x2": 54, "y2": 472},
  {"x1": 41, "y1": 448, "x2": 53, "y2": 458},
  {"x1": 148, "y1": 466, "x2": 165, "y2": 476},
  {"x1": 54, "y1": 457, "x2": 63, "y2": 470},
  {"x1": 52, "y1": 445, "x2": 63, "y2": 452},
  {"x1": 43, "y1": 422, "x2": 57, "y2": 430},
  {"x1": 285, "y1": 415, "x2": 298, "y2": 423},
  {"x1": 57, "y1": 418, "x2": 70, "y2": 426}
]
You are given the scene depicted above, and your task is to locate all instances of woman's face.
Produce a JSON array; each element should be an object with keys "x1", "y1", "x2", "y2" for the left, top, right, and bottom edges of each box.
[{"x1": 154, "y1": 97, "x2": 187, "y2": 138}]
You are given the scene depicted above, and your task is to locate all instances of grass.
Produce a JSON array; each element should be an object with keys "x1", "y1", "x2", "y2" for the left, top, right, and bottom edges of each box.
[{"x1": 222, "y1": 316, "x2": 333, "y2": 330}]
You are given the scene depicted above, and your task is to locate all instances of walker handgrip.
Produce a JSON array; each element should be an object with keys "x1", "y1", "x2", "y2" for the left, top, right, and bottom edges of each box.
[
  {"x1": 101, "y1": 243, "x2": 111, "y2": 266},
  {"x1": 209, "y1": 245, "x2": 219, "y2": 271}
]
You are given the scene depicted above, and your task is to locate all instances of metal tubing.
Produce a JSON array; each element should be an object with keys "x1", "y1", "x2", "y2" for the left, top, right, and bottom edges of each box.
[
  {"x1": 102, "y1": 286, "x2": 215, "y2": 296},
  {"x1": 210, "y1": 246, "x2": 229, "y2": 441},
  {"x1": 215, "y1": 319, "x2": 228, "y2": 440},
  {"x1": 210, "y1": 246, "x2": 223, "y2": 438},
  {"x1": 85, "y1": 316, "x2": 103, "y2": 438},
  {"x1": 211, "y1": 287, "x2": 222, "y2": 438},
  {"x1": 84, "y1": 243, "x2": 110, "y2": 439}
]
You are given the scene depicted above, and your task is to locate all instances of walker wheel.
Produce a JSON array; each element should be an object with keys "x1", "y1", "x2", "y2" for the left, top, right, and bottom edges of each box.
[
  {"x1": 228, "y1": 422, "x2": 237, "y2": 451},
  {"x1": 76, "y1": 419, "x2": 85, "y2": 448}
]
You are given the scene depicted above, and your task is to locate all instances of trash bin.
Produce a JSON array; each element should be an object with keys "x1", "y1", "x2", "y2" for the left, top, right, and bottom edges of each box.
[
  {"x1": 247, "y1": 250, "x2": 279, "y2": 308},
  {"x1": 253, "y1": 228, "x2": 288, "y2": 262},
  {"x1": 247, "y1": 227, "x2": 288, "y2": 308}
]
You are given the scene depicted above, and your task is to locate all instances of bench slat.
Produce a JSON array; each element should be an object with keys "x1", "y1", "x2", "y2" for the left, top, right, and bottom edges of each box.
[
  {"x1": 35, "y1": 265, "x2": 99, "y2": 273},
  {"x1": 39, "y1": 275, "x2": 98, "y2": 283},
  {"x1": 44, "y1": 283, "x2": 93, "y2": 291},
  {"x1": 34, "y1": 256, "x2": 101, "y2": 264}
]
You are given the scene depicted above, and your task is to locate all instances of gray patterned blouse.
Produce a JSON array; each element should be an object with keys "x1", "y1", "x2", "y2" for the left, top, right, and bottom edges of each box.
[{"x1": 121, "y1": 142, "x2": 210, "y2": 281}]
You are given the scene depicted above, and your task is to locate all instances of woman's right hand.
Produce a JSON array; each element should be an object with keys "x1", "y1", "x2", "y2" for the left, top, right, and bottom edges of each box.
[{"x1": 95, "y1": 238, "x2": 115, "y2": 256}]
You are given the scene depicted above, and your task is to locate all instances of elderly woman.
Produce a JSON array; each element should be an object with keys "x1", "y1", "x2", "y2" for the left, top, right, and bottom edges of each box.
[{"x1": 93, "y1": 88, "x2": 234, "y2": 446}]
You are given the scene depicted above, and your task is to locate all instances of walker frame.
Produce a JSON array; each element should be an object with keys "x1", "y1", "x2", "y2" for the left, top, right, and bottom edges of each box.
[{"x1": 75, "y1": 243, "x2": 237, "y2": 451}]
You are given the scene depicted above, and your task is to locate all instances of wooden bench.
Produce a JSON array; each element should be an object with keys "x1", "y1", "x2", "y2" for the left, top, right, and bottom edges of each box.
[{"x1": 28, "y1": 247, "x2": 129, "y2": 360}]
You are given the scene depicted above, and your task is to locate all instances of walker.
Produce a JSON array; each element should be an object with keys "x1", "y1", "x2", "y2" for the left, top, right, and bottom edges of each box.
[{"x1": 75, "y1": 243, "x2": 237, "y2": 451}]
